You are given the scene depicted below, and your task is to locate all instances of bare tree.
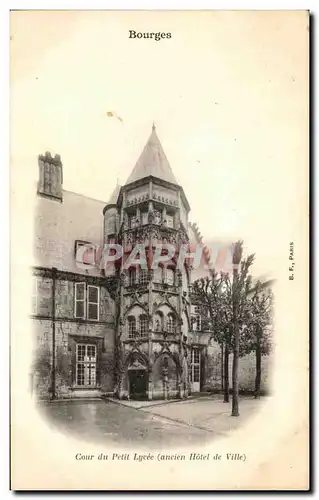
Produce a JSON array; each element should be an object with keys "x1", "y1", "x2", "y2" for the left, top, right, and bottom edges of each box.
[
  {"x1": 244, "y1": 281, "x2": 274, "y2": 398},
  {"x1": 192, "y1": 242, "x2": 255, "y2": 411},
  {"x1": 231, "y1": 241, "x2": 255, "y2": 417}
]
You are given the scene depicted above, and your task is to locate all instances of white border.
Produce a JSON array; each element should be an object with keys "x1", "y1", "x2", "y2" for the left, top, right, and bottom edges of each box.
[{"x1": 2, "y1": 2, "x2": 316, "y2": 498}]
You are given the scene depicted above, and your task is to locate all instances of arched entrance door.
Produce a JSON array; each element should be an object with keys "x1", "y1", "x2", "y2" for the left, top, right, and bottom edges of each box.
[{"x1": 127, "y1": 358, "x2": 148, "y2": 400}]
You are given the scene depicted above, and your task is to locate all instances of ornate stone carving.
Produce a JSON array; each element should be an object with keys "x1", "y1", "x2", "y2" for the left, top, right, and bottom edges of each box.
[{"x1": 123, "y1": 212, "x2": 129, "y2": 230}]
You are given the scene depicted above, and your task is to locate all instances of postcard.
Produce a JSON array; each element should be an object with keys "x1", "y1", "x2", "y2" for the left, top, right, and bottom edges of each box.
[{"x1": 10, "y1": 10, "x2": 309, "y2": 491}]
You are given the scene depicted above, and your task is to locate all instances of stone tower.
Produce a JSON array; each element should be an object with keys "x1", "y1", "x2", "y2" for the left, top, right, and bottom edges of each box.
[{"x1": 106, "y1": 125, "x2": 193, "y2": 400}]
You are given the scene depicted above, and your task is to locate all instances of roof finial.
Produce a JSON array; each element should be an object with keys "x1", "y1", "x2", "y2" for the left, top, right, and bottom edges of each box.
[{"x1": 152, "y1": 121, "x2": 156, "y2": 131}]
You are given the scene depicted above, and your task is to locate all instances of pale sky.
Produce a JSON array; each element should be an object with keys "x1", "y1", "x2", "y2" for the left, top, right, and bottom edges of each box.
[{"x1": 10, "y1": 10, "x2": 308, "y2": 278}]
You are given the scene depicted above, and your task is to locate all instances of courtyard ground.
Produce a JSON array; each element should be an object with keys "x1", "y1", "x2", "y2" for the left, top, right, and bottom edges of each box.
[{"x1": 38, "y1": 395, "x2": 268, "y2": 449}]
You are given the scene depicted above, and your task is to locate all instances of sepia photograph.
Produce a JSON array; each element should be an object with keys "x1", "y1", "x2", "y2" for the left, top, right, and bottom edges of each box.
[{"x1": 10, "y1": 9, "x2": 309, "y2": 490}]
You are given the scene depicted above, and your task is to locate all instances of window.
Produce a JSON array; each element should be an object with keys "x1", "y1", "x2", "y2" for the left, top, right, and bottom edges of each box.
[
  {"x1": 128, "y1": 268, "x2": 136, "y2": 286},
  {"x1": 74, "y1": 283, "x2": 100, "y2": 320},
  {"x1": 139, "y1": 315, "x2": 148, "y2": 337},
  {"x1": 166, "y1": 215, "x2": 174, "y2": 228},
  {"x1": 75, "y1": 283, "x2": 86, "y2": 319},
  {"x1": 195, "y1": 315, "x2": 201, "y2": 331},
  {"x1": 166, "y1": 268, "x2": 175, "y2": 285},
  {"x1": 167, "y1": 313, "x2": 176, "y2": 333},
  {"x1": 128, "y1": 317, "x2": 137, "y2": 338},
  {"x1": 76, "y1": 344, "x2": 97, "y2": 386},
  {"x1": 75, "y1": 240, "x2": 96, "y2": 266},
  {"x1": 129, "y1": 215, "x2": 138, "y2": 228},
  {"x1": 191, "y1": 348, "x2": 200, "y2": 383},
  {"x1": 154, "y1": 211, "x2": 161, "y2": 225},
  {"x1": 154, "y1": 312, "x2": 163, "y2": 332},
  {"x1": 191, "y1": 305, "x2": 202, "y2": 331},
  {"x1": 139, "y1": 268, "x2": 148, "y2": 285},
  {"x1": 107, "y1": 214, "x2": 117, "y2": 235},
  {"x1": 31, "y1": 277, "x2": 39, "y2": 314},
  {"x1": 141, "y1": 211, "x2": 148, "y2": 225},
  {"x1": 87, "y1": 285, "x2": 99, "y2": 321},
  {"x1": 153, "y1": 267, "x2": 163, "y2": 283}
]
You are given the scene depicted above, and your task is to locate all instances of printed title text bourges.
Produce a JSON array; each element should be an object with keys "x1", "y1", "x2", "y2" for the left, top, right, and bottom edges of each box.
[{"x1": 129, "y1": 30, "x2": 172, "y2": 40}]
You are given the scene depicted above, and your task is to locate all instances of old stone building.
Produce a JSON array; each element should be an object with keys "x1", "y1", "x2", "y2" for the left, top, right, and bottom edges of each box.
[{"x1": 31, "y1": 125, "x2": 272, "y2": 400}]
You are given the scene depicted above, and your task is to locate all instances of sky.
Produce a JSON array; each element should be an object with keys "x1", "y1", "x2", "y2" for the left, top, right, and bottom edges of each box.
[{"x1": 10, "y1": 10, "x2": 308, "y2": 278}]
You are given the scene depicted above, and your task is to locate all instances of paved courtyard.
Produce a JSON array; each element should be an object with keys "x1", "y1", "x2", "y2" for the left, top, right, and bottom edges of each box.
[{"x1": 38, "y1": 395, "x2": 267, "y2": 448}]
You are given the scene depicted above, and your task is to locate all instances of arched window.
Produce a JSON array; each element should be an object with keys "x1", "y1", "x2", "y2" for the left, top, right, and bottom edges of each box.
[
  {"x1": 154, "y1": 312, "x2": 164, "y2": 332},
  {"x1": 128, "y1": 316, "x2": 136, "y2": 338},
  {"x1": 166, "y1": 268, "x2": 175, "y2": 285},
  {"x1": 139, "y1": 315, "x2": 148, "y2": 337},
  {"x1": 167, "y1": 313, "x2": 176, "y2": 333}
]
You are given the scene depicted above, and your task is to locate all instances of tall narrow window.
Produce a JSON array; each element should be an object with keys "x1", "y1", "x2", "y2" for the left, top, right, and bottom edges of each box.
[
  {"x1": 167, "y1": 313, "x2": 176, "y2": 333},
  {"x1": 128, "y1": 316, "x2": 136, "y2": 338},
  {"x1": 87, "y1": 285, "x2": 99, "y2": 321},
  {"x1": 191, "y1": 305, "x2": 202, "y2": 331},
  {"x1": 191, "y1": 348, "x2": 200, "y2": 384},
  {"x1": 128, "y1": 268, "x2": 136, "y2": 286},
  {"x1": 154, "y1": 211, "x2": 161, "y2": 225},
  {"x1": 139, "y1": 315, "x2": 148, "y2": 337},
  {"x1": 107, "y1": 214, "x2": 117, "y2": 235},
  {"x1": 154, "y1": 312, "x2": 163, "y2": 332},
  {"x1": 166, "y1": 268, "x2": 175, "y2": 285},
  {"x1": 76, "y1": 344, "x2": 97, "y2": 386},
  {"x1": 166, "y1": 214, "x2": 174, "y2": 228},
  {"x1": 129, "y1": 214, "x2": 138, "y2": 228},
  {"x1": 195, "y1": 315, "x2": 201, "y2": 331},
  {"x1": 141, "y1": 211, "x2": 148, "y2": 225},
  {"x1": 153, "y1": 267, "x2": 163, "y2": 283},
  {"x1": 75, "y1": 283, "x2": 86, "y2": 319}
]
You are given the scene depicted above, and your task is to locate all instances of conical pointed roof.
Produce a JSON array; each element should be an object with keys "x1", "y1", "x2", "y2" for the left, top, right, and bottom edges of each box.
[
  {"x1": 125, "y1": 125, "x2": 178, "y2": 185},
  {"x1": 106, "y1": 182, "x2": 121, "y2": 206}
]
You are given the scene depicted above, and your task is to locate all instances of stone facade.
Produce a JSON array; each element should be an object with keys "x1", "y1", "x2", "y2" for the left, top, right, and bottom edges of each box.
[{"x1": 31, "y1": 126, "x2": 272, "y2": 400}]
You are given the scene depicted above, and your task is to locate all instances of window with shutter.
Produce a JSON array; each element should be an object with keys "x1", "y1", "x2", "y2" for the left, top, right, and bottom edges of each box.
[
  {"x1": 74, "y1": 283, "x2": 86, "y2": 319},
  {"x1": 87, "y1": 285, "x2": 99, "y2": 321}
]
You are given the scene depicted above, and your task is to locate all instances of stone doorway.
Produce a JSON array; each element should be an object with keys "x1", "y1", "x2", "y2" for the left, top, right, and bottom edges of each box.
[{"x1": 129, "y1": 369, "x2": 148, "y2": 400}]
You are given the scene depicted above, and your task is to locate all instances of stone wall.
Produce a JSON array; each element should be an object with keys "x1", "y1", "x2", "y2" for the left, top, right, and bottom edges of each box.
[
  {"x1": 201, "y1": 340, "x2": 272, "y2": 394},
  {"x1": 31, "y1": 318, "x2": 115, "y2": 399},
  {"x1": 152, "y1": 355, "x2": 179, "y2": 399}
]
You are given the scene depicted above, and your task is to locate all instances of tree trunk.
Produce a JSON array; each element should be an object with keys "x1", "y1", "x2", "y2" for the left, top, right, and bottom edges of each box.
[
  {"x1": 255, "y1": 329, "x2": 261, "y2": 399},
  {"x1": 231, "y1": 268, "x2": 240, "y2": 417},
  {"x1": 223, "y1": 344, "x2": 229, "y2": 403}
]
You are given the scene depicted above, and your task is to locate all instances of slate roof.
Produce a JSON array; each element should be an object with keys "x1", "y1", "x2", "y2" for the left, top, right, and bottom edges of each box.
[{"x1": 125, "y1": 124, "x2": 178, "y2": 186}]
